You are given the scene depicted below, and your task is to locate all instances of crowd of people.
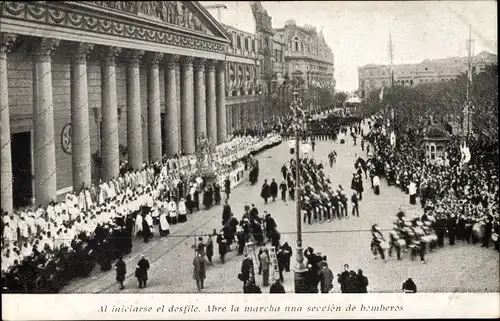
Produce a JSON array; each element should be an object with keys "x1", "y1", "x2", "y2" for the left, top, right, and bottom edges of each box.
[
  {"x1": 1, "y1": 133, "x2": 283, "y2": 293},
  {"x1": 363, "y1": 116, "x2": 499, "y2": 265}
]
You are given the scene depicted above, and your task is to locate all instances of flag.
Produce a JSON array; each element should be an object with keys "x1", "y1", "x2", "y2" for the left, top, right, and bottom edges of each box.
[{"x1": 379, "y1": 86, "x2": 384, "y2": 101}]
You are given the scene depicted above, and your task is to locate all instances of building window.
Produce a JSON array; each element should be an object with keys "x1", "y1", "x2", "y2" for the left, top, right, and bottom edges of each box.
[
  {"x1": 237, "y1": 35, "x2": 241, "y2": 49},
  {"x1": 410, "y1": 80, "x2": 413, "y2": 86},
  {"x1": 245, "y1": 38, "x2": 249, "y2": 50},
  {"x1": 430, "y1": 145, "x2": 436, "y2": 160}
]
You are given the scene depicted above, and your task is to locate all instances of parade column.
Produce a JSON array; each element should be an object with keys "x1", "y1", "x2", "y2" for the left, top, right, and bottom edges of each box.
[
  {"x1": 70, "y1": 42, "x2": 93, "y2": 191},
  {"x1": 33, "y1": 37, "x2": 59, "y2": 207},
  {"x1": 180, "y1": 56, "x2": 195, "y2": 154},
  {"x1": 164, "y1": 54, "x2": 179, "y2": 156},
  {"x1": 126, "y1": 50, "x2": 145, "y2": 169},
  {"x1": 100, "y1": 46, "x2": 121, "y2": 181},
  {"x1": 216, "y1": 61, "x2": 227, "y2": 143},
  {"x1": 193, "y1": 58, "x2": 207, "y2": 145},
  {"x1": 205, "y1": 60, "x2": 217, "y2": 145},
  {"x1": 0, "y1": 33, "x2": 16, "y2": 214},
  {"x1": 147, "y1": 52, "x2": 164, "y2": 162}
]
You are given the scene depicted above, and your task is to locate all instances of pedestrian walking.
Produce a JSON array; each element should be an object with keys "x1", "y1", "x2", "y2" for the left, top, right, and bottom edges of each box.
[
  {"x1": 135, "y1": 254, "x2": 150, "y2": 289},
  {"x1": 193, "y1": 250, "x2": 208, "y2": 291},
  {"x1": 115, "y1": 256, "x2": 126, "y2": 290},
  {"x1": 259, "y1": 248, "x2": 270, "y2": 287}
]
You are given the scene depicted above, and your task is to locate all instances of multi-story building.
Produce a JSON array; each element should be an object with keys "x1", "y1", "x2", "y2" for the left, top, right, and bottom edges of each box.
[
  {"x1": 357, "y1": 51, "x2": 498, "y2": 97},
  {"x1": 0, "y1": 0, "x2": 337, "y2": 213},
  {"x1": 273, "y1": 20, "x2": 335, "y2": 113},
  {"x1": 0, "y1": 1, "x2": 232, "y2": 212}
]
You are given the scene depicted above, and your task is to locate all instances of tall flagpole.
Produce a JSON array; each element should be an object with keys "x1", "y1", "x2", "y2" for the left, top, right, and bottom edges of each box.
[
  {"x1": 466, "y1": 24, "x2": 474, "y2": 141},
  {"x1": 389, "y1": 32, "x2": 395, "y2": 131}
]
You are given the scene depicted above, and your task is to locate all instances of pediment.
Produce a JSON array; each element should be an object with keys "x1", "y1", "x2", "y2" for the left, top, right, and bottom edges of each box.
[{"x1": 86, "y1": 1, "x2": 231, "y2": 42}]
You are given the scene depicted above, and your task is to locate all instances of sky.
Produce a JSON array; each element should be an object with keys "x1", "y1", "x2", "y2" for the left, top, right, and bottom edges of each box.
[{"x1": 204, "y1": 1, "x2": 497, "y2": 92}]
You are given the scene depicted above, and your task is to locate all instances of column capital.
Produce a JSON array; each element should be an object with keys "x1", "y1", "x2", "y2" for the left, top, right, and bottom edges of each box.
[
  {"x1": 33, "y1": 37, "x2": 59, "y2": 63},
  {"x1": 165, "y1": 54, "x2": 180, "y2": 67},
  {"x1": 193, "y1": 58, "x2": 206, "y2": 71},
  {"x1": 0, "y1": 33, "x2": 17, "y2": 57},
  {"x1": 216, "y1": 60, "x2": 226, "y2": 71},
  {"x1": 181, "y1": 56, "x2": 194, "y2": 67},
  {"x1": 124, "y1": 49, "x2": 145, "y2": 67},
  {"x1": 206, "y1": 59, "x2": 216, "y2": 72},
  {"x1": 69, "y1": 42, "x2": 94, "y2": 64},
  {"x1": 146, "y1": 52, "x2": 164, "y2": 67},
  {"x1": 99, "y1": 46, "x2": 122, "y2": 66}
]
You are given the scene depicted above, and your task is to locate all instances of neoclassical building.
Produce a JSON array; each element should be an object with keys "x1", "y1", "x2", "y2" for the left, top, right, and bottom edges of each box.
[
  {"x1": 273, "y1": 20, "x2": 335, "y2": 113},
  {"x1": 0, "y1": 1, "x2": 231, "y2": 213},
  {"x1": 357, "y1": 51, "x2": 498, "y2": 97}
]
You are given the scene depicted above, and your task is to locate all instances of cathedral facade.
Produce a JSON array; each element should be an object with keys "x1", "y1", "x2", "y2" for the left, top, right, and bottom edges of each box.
[{"x1": 0, "y1": 1, "x2": 231, "y2": 212}]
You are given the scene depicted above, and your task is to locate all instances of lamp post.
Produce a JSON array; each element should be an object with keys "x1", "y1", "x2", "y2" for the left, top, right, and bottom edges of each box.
[{"x1": 291, "y1": 81, "x2": 309, "y2": 293}]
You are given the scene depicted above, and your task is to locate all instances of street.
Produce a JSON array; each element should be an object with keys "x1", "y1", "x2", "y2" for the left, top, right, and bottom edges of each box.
[{"x1": 62, "y1": 136, "x2": 499, "y2": 294}]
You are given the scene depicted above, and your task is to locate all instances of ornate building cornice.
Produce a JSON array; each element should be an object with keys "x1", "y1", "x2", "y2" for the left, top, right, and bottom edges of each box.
[{"x1": 0, "y1": 1, "x2": 227, "y2": 54}]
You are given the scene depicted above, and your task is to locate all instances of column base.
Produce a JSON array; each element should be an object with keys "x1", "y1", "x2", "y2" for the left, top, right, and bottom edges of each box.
[{"x1": 293, "y1": 264, "x2": 309, "y2": 293}]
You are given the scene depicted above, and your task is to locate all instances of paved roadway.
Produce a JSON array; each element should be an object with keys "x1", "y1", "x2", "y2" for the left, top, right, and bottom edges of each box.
[{"x1": 62, "y1": 136, "x2": 499, "y2": 294}]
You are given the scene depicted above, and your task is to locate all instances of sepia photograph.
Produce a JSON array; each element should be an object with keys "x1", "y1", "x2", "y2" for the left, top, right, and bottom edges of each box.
[{"x1": 0, "y1": 0, "x2": 498, "y2": 319}]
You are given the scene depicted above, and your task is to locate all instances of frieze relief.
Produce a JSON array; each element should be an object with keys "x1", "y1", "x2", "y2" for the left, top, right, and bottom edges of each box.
[
  {"x1": 0, "y1": 2, "x2": 225, "y2": 53},
  {"x1": 87, "y1": 1, "x2": 213, "y2": 36}
]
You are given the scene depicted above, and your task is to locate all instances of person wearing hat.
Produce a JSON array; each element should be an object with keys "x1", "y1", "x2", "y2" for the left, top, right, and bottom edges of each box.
[
  {"x1": 355, "y1": 269, "x2": 369, "y2": 293},
  {"x1": 318, "y1": 260, "x2": 334, "y2": 293},
  {"x1": 239, "y1": 253, "x2": 254, "y2": 287},
  {"x1": 115, "y1": 255, "x2": 126, "y2": 290},
  {"x1": 269, "y1": 277, "x2": 286, "y2": 293},
  {"x1": 260, "y1": 179, "x2": 271, "y2": 204},
  {"x1": 243, "y1": 276, "x2": 262, "y2": 293},
  {"x1": 135, "y1": 254, "x2": 150, "y2": 289},
  {"x1": 193, "y1": 249, "x2": 208, "y2": 292},
  {"x1": 402, "y1": 277, "x2": 417, "y2": 293}
]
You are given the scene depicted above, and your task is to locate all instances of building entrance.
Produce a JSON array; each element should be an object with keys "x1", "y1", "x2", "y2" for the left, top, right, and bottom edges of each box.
[{"x1": 11, "y1": 131, "x2": 32, "y2": 208}]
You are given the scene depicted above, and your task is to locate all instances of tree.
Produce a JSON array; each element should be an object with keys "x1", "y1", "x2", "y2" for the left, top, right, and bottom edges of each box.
[{"x1": 333, "y1": 91, "x2": 348, "y2": 107}]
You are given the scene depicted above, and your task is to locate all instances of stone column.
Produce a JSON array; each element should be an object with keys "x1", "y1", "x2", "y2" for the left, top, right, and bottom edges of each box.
[
  {"x1": 69, "y1": 42, "x2": 93, "y2": 192},
  {"x1": 147, "y1": 52, "x2": 164, "y2": 162},
  {"x1": 216, "y1": 61, "x2": 227, "y2": 143},
  {"x1": 175, "y1": 66, "x2": 181, "y2": 151},
  {"x1": 205, "y1": 59, "x2": 217, "y2": 145},
  {"x1": 33, "y1": 37, "x2": 59, "y2": 206},
  {"x1": 100, "y1": 46, "x2": 121, "y2": 181},
  {"x1": 193, "y1": 58, "x2": 207, "y2": 144},
  {"x1": 0, "y1": 33, "x2": 16, "y2": 214},
  {"x1": 164, "y1": 54, "x2": 179, "y2": 156},
  {"x1": 126, "y1": 50, "x2": 145, "y2": 169},
  {"x1": 180, "y1": 56, "x2": 195, "y2": 154}
]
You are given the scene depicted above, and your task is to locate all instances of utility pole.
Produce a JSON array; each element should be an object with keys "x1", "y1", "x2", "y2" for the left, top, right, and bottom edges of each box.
[
  {"x1": 466, "y1": 24, "x2": 474, "y2": 141},
  {"x1": 204, "y1": 4, "x2": 228, "y2": 21},
  {"x1": 388, "y1": 32, "x2": 395, "y2": 132}
]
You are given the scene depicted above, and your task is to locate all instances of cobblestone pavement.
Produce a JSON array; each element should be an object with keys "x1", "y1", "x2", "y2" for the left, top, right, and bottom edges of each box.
[{"x1": 63, "y1": 137, "x2": 499, "y2": 294}]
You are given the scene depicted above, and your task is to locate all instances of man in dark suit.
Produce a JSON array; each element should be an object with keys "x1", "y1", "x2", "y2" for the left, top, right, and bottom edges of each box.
[
  {"x1": 261, "y1": 179, "x2": 270, "y2": 204},
  {"x1": 279, "y1": 180, "x2": 288, "y2": 202},
  {"x1": 270, "y1": 179, "x2": 278, "y2": 202}
]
